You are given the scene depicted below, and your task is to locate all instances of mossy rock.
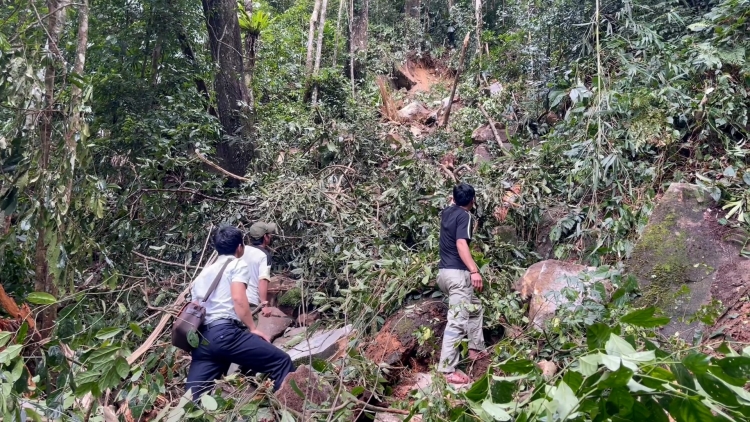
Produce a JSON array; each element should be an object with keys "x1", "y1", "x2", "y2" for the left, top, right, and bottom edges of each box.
[{"x1": 628, "y1": 183, "x2": 748, "y2": 340}]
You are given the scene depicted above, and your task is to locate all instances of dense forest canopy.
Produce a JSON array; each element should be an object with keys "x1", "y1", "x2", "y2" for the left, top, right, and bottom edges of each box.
[{"x1": 1, "y1": 0, "x2": 750, "y2": 420}]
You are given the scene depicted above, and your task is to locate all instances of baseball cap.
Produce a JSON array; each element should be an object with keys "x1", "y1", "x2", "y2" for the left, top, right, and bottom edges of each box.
[{"x1": 248, "y1": 222, "x2": 278, "y2": 239}]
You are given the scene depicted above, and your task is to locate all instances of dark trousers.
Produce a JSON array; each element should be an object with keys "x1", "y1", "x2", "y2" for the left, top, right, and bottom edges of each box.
[{"x1": 186, "y1": 322, "x2": 294, "y2": 400}]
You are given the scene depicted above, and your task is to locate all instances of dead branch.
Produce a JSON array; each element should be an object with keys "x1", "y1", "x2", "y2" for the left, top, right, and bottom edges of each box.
[
  {"x1": 193, "y1": 150, "x2": 251, "y2": 183},
  {"x1": 0, "y1": 283, "x2": 36, "y2": 331},
  {"x1": 478, "y1": 103, "x2": 512, "y2": 156},
  {"x1": 376, "y1": 76, "x2": 400, "y2": 122},
  {"x1": 441, "y1": 31, "x2": 471, "y2": 128},
  {"x1": 140, "y1": 188, "x2": 256, "y2": 207},
  {"x1": 126, "y1": 285, "x2": 190, "y2": 365},
  {"x1": 132, "y1": 251, "x2": 202, "y2": 270},
  {"x1": 438, "y1": 163, "x2": 457, "y2": 183}
]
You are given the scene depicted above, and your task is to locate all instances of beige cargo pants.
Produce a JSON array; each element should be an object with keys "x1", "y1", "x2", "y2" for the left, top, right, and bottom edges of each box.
[{"x1": 436, "y1": 269, "x2": 485, "y2": 373}]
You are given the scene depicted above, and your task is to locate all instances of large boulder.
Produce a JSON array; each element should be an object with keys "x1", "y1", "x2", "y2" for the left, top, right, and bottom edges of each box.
[
  {"x1": 629, "y1": 183, "x2": 750, "y2": 340},
  {"x1": 275, "y1": 365, "x2": 336, "y2": 414},
  {"x1": 364, "y1": 299, "x2": 447, "y2": 375},
  {"x1": 284, "y1": 324, "x2": 353, "y2": 363},
  {"x1": 514, "y1": 260, "x2": 603, "y2": 329},
  {"x1": 397, "y1": 101, "x2": 432, "y2": 122}
]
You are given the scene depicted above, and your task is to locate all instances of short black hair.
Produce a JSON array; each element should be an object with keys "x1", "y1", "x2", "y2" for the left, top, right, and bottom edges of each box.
[
  {"x1": 453, "y1": 183, "x2": 475, "y2": 207},
  {"x1": 213, "y1": 225, "x2": 243, "y2": 255},
  {"x1": 249, "y1": 236, "x2": 264, "y2": 246}
]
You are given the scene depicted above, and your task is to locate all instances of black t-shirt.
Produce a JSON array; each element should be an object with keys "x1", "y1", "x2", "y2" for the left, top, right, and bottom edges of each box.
[{"x1": 438, "y1": 205, "x2": 473, "y2": 270}]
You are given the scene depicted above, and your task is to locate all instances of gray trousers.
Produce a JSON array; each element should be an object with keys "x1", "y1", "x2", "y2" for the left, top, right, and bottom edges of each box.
[{"x1": 436, "y1": 269, "x2": 485, "y2": 373}]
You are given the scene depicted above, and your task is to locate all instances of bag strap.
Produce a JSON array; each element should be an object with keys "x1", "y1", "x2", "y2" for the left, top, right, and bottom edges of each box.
[{"x1": 201, "y1": 258, "x2": 234, "y2": 303}]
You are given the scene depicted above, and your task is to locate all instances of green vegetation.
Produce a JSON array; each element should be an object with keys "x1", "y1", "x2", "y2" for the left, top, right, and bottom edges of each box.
[{"x1": 1, "y1": 0, "x2": 750, "y2": 420}]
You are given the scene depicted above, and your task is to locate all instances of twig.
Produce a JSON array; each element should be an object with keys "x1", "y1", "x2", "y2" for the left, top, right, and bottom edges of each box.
[
  {"x1": 132, "y1": 251, "x2": 202, "y2": 270},
  {"x1": 140, "y1": 188, "x2": 256, "y2": 207},
  {"x1": 440, "y1": 31, "x2": 471, "y2": 128},
  {"x1": 193, "y1": 150, "x2": 251, "y2": 183},
  {"x1": 438, "y1": 163, "x2": 457, "y2": 183},
  {"x1": 478, "y1": 103, "x2": 512, "y2": 156}
]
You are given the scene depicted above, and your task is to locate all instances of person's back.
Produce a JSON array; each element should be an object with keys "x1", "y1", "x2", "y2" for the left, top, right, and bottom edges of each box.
[
  {"x1": 438, "y1": 204, "x2": 473, "y2": 271},
  {"x1": 434, "y1": 184, "x2": 487, "y2": 385},
  {"x1": 185, "y1": 225, "x2": 294, "y2": 401}
]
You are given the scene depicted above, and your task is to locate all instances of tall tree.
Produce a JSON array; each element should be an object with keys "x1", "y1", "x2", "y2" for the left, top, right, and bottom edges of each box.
[
  {"x1": 201, "y1": 0, "x2": 253, "y2": 183},
  {"x1": 349, "y1": 0, "x2": 368, "y2": 82}
]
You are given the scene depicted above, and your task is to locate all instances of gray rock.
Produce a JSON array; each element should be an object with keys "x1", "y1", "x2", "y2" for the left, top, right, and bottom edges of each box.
[
  {"x1": 285, "y1": 324, "x2": 353, "y2": 362},
  {"x1": 272, "y1": 326, "x2": 307, "y2": 348},
  {"x1": 629, "y1": 183, "x2": 750, "y2": 341}
]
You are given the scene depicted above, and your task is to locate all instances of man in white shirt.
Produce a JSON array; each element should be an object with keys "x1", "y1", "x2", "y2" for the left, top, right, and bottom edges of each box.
[
  {"x1": 242, "y1": 221, "x2": 277, "y2": 317},
  {"x1": 186, "y1": 225, "x2": 294, "y2": 400}
]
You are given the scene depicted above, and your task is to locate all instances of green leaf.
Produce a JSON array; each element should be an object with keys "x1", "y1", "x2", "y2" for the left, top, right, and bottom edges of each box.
[
  {"x1": 187, "y1": 330, "x2": 200, "y2": 349},
  {"x1": 0, "y1": 331, "x2": 12, "y2": 348},
  {"x1": 683, "y1": 353, "x2": 710, "y2": 375},
  {"x1": 0, "y1": 345, "x2": 23, "y2": 365},
  {"x1": 350, "y1": 386, "x2": 365, "y2": 396},
  {"x1": 716, "y1": 356, "x2": 750, "y2": 379},
  {"x1": 465, "y1": 374, "x2": 490, "y2": 402},
  {"x1": 26, "y1": 292, "x2": 58, "y2": 305},
  {"x1": 95, "y1": 327, "x2": 123, "y2": 340},
  {"x1": 85, "y1": 345, "x2": 120, "y2": 364},
  {"x1": 671, "y1": 363, "x2": 696, "y2": 391},
  {"x1": 695, "y1": 373, "x2": 738, "y2": 407},
  {"x1": 552, "y1": 381, "x2": 579, "y2": 419},
  {"x1": 687, "y1": 22, "x2": 710, "y2": 31},
  {"x1": 606, "y1": 334, "x2": 636, "y2": 357},
  {"x1": 643, "y1": 396, "x2": 670, "y2": 422},
  {"x1": 114, "y1": 357, "x2": 130, "y2": 379},
  {"x1": 481, "y1": 400, "x2": 511, "y2": 421},
  {"x1": 498, "y1": 359, "x2": 535, "y2": 375},
  {"x1": 563, "y1": 370, "x2": 584, "y2": 392},
  {"x1": 608, "y1": 387, "x2": 634, "y2": 416},
  {"x1": 668, "y1": 396, "x2": 715, "y2": 422},
  {"x1": 598, "y1": 365, "x2": 634, "y2": 389},
  {"x1": 490, "y1": 380, "x2": 515, "y2": 404},
  {"x1": 707, "y1": 365, "x2": 745, "y2": 387},
  {"x1": 129, "y1": 322, "x2": 143, "y2": 337},
  {"x1": 289, "y1": 379, "x2": 305, "y2": 398},
  {"x1": 586, "y1": 323, "x2": 611, "y2": 351},
  {"x1": 99, "y1": 366, "x2": 122, "y2": 391},
  {"x1": 620, "y1": 307, "x2": 670, "y2": 328},
  {"x1": 201, "y1": 394, "x2": 218, "y2": 411}
]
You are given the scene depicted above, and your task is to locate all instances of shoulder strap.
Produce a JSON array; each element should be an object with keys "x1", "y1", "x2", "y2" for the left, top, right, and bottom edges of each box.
[{"x1": 202, "y1": 258, "x2": 234, "y2": 302}]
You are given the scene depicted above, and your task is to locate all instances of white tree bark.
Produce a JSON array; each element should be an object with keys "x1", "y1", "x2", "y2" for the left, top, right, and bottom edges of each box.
[
  {"x1": 305, "y1": 0, "x2": 322, "y2": 77},
  {"x1": 311, "y1": 0, "x2": 329, "y2": 104},
  {"x1": 475, "y1": 0, "x2": 482, "y2": 58}
]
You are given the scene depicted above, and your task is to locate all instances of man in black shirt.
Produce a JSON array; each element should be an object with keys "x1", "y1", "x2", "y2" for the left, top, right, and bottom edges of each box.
[{"x1": 436, "y1": 183, "x2": 486, "y2": 384}]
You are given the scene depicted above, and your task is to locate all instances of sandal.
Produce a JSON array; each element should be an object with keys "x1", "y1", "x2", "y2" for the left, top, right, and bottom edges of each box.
[{"x1": 444, "y1": 371, "x2": 471, "y2": 384}]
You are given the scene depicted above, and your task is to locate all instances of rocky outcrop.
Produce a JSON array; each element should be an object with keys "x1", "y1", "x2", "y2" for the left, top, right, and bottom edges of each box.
[
  {"x1": 629, "y1": 183, "x2": 750, "y2": 340},
  {"x1": 514, "y1": 260, "x2": 603, "y2": 329}
]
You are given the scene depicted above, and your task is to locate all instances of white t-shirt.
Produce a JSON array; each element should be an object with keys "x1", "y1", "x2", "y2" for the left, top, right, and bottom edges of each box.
[
  {"x1": 240, "y1": 245, "x2": 271, "y2": 306},
  {"x1": 190, "y1": 255, "x2": 251, "y2": 323}
]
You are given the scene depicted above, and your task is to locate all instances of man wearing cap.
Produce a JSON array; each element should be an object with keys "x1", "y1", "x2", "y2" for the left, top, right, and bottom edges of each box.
[{"x1": 242, "y1": 221, "x2": 278, "y2": 318}]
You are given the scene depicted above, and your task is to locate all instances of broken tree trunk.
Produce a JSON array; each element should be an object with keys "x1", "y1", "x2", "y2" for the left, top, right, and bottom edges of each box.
[
  {"x1": 478, "y1": 103, "x2": 511, "y2": 156},
  {"x1": 441, "y1": 31, "x2": 471, "y2": 128}
]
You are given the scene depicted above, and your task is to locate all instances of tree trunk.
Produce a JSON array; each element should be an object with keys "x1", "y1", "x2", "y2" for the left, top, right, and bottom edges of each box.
[
  {"x1": 201, "y1": 0, "x2": 253, "y2": 184},
  {"x1": 349, "y1": 0, "x2": 368, "y2": 81},
  {"x1": 333, "y1": 0, "x2": 344, "y2": 66},
  {"x1": 311, "y1": 0, "x2": 329, "y2": 104},
  {"x1": 405, "y1": 0, "x2": 419, "y2": 19},
  {"x1": 305, "y1": 0, "x2": 322, "y2": 77},
  {"x1": 441, "y1": 31, "x2": 470, "y2": 128},
  {"x1": 35, "y1": 0, "x2": 70, "y2": 336},
  {"x1": 475, "y1": 0, "x2": 482, "y2": 58}
]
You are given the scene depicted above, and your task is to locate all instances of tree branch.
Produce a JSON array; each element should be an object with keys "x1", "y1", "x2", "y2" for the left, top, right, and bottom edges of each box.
[
  {"x1": 132, "y1": 251, "x2": 203, "y2": 270},
  {"x1": 193, "y1": 150, "x2": 251, "y2": 183}
]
